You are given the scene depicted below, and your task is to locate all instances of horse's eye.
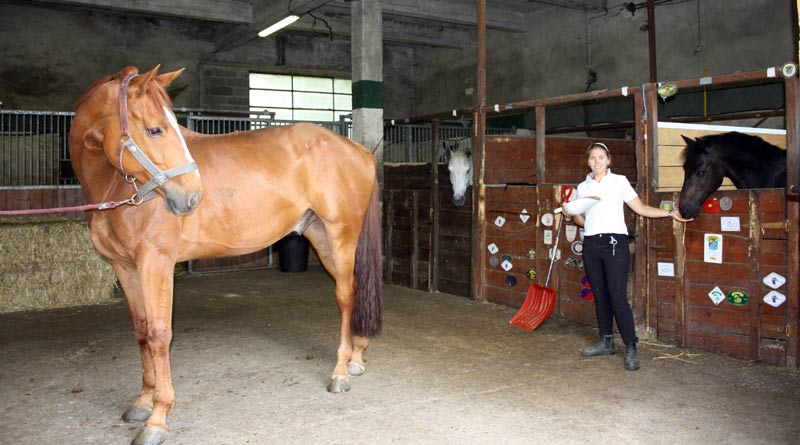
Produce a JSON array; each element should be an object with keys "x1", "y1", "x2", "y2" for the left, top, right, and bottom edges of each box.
[
  {"x1": 697, "y1": 170, "x2": 705, "y2": 177},
  {"x1": 146, "y1": 127, "x2": 164, "y2": 137}
]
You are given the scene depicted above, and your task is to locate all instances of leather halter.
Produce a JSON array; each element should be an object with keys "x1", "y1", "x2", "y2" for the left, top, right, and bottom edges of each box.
[{"x1": 117, "y1": 73, "x2": 198, "y2": 203}]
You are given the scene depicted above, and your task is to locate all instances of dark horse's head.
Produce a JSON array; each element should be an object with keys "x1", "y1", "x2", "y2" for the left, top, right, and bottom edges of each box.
[
  {"x1": 678, "y1": 135, "x2": 726, "y2": 218},
  {"x1": 678, "y1": 132, "x2": 787, "y2": 218}
]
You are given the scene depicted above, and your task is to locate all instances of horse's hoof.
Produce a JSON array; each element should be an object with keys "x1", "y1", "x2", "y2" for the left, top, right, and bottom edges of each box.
[
  {"x1": 348, "y1": 361, "x2": 366, "y2": 377},
  {"x1": 122, "y1": 405, "x2": 152, "y2": 423},
  {"x1": 327, "y1": 375, "x2": 351, "y2": 393},
  {"x1": 131, "y1": 426, "x2": 168, "y2": 445}
]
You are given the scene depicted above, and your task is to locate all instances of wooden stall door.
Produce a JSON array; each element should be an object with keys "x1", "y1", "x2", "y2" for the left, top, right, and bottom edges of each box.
[
  {"x1": 383, "y1": 164, "x2": 433, "y2": 291},
  {"x1": 649, "y1": 189, "x2": 791, "y2": 366},
  {"x1": 436, "y1": 164, "x2": 472, "y2": 297}
]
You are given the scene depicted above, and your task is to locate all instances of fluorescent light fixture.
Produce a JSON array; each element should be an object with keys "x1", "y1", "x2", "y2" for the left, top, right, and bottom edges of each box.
[{"x1": 258, "y1": 15, "x2": 300, "y2": 37}]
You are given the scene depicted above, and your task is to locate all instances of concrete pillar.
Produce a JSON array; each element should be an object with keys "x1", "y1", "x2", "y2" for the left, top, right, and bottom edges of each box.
[{"x1": 351, "y1": 0, "x2": 384, "y2": 186}]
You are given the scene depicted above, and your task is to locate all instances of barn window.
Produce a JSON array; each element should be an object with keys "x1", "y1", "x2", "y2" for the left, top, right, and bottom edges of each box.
[{"x1": 249, "y1": 73, "x2": 352, "y2": 122}]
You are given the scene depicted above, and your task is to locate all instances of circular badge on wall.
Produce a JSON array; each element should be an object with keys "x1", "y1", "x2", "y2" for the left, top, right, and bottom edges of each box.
[
  {"x1": 571, "y1": 240, "x2": 583, "y2": 256},
  {"x1": 505, "y1": 275, "x2": 518, "y2": 287},
  {"x1": 540, "y1": 213, "x2": 554, "y2": 227},
  {"x1": 726, "y1": 290, "x2": 750, "y2": 306},
  {"x1": 719, "y1": 196, "x2": 733, "y2": 211},
  {"x1": 489, "y1": 255, "x2": 499, "y2": 267}
]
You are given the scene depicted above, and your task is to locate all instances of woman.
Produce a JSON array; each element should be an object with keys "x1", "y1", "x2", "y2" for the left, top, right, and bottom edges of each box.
[{"x1": 562, "y1": 142, "x2": 692, "y2": 371}]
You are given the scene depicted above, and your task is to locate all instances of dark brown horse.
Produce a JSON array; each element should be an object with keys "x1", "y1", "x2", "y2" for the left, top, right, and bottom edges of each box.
[
  {"x1": 678, "y1": 131, "x2": 787, "y2": 218},
  {"x1": 68, "y1": 66, "x2": 382, "y2": 445}
]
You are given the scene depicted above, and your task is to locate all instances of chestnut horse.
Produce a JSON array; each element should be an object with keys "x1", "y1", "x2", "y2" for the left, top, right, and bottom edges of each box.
[{"x1": 68, "y1": 66, "x2": 382, "y2": 445}]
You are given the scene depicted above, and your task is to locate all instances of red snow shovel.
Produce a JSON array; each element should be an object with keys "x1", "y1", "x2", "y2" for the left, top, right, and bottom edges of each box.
[{"x1": 510, "y1": 186, "x2": 573, "y2": 331}]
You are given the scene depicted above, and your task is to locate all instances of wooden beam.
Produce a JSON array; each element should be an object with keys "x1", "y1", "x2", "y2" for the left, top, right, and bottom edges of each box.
[
  {"x1": 471, "y1": 0, "x2": 487, "y2": 302},
  {"x1": 647, "y1": 0, "x2": 657, "y2": 83},
  {"x1": 785, "y1": 73, "x2": 799, "y2": 370},
  {"x1": 33, "y1": 0, "x2": 252, "y2": 23},
  {"x1": 431, "y1": 119, "x2": 441, "y2": 293}
]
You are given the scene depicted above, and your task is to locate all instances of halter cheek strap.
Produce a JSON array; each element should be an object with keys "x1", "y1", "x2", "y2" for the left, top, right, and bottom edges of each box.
[{"x1": 117, "y1": 72, "x2": 198, "y2": 203}]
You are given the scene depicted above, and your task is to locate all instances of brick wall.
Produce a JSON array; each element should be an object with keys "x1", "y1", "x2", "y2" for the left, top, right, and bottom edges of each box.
[{"x1": 200, "y1": 65, "x2": 250, "y2": 111}]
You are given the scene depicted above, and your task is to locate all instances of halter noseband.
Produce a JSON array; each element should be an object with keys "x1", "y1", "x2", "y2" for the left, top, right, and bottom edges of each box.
[{"x1": 117, "y1": 73, "x2": 198, "y2": 203}]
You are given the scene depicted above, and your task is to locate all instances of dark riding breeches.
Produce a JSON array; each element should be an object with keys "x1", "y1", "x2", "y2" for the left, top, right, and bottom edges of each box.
[{"x1": 582, "y1": 233, "x2": 637, "y2": 344}]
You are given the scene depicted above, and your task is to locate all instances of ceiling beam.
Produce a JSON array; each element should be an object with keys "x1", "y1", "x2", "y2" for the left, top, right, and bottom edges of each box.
[
  {"x1": 32, "y1": 0, "x2": 252, "y2": 24},
  {"x1": 292, "y1": 11, "x2": 475, "y2": 49},
  {"x1": 324, "y1": 0, "x2": 527, "y2": 32},
  {"x1": 215, "y1": 0, "x2": 331, "y2": 53}
]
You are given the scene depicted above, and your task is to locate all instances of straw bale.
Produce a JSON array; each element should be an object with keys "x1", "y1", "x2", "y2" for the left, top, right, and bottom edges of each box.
[{"x1": 0, "y1": 217, "x2": 117, "y2": 312}]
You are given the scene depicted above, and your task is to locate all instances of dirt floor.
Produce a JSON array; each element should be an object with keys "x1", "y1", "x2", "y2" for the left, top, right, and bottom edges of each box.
[{"x1": 1, "y1": 266, "x2": 798, "y2": 445}]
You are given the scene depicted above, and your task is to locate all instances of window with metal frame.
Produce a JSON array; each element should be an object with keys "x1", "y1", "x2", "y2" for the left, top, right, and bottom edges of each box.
[{"x1": 249, "y1": 73, "x2": 352, "y2": 122}]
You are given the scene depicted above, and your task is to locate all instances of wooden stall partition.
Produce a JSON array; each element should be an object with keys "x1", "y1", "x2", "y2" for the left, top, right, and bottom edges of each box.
[
  {"x1": 649, "y1": 189, "x2": 791, "y2": 365},
  {"x1": 535, "y1": 184, "x2": 597, "y2": 327},
  {"x1": 436, "y1": 163, "x2": 473, "y2": 296},
  {"x1": 0, "y1": 186, "x2": 85, "y2": 219},
  {"x1": 481, "y1": 136, "x2": 536, "y2": 307},
  {"x1": 479, "y1": 135, "x2": 637, "y2": 328},
  {"x1": 482, "y1": 185, "x2": 538, "y2": 307},
  {"x1": 544, "y1": 138, "x2": 637, "y2": 185},
  {"x1": 383, "y1": 158, "x2": 472, "y2": 297},
  {"x1": 383, "y1": 163, "x2": 433, "y2": 290}
]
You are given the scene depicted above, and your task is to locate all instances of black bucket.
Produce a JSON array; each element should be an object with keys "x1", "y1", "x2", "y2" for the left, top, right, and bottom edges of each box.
[{"x1": 277, "y1": 234, "x2": 310, "y2": 273}]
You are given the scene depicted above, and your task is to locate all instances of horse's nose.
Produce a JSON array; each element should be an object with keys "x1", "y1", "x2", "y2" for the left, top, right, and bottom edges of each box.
[
  {"x1": 187, "y1": 192, "x2": 200, "y2": 211},
  {"x1": 453, "y1": 195, "x2": 465, "y2": 207},
  {"x1": 679, "y1": 203, "x2": 697, "y2": 219},
  {"x1": 165, "y1": 190, "x2": 201, "y2": 215}
]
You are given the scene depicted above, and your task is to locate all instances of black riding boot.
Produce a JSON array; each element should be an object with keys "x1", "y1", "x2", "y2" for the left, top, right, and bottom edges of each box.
[
  {"x1": 581, "y1": 335, "x2": 615, "y2": 356},
  {"x1": 624, "y1": 341, "x2": 640, "y2": 371}
]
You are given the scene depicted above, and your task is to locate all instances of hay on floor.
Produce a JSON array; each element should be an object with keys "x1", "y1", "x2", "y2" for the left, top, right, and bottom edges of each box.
[{"x1": 0, "y1": 217, "x2": 117, "y2": 313}]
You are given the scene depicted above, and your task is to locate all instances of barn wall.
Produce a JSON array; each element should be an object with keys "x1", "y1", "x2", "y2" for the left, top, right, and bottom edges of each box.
[
  {"x1": 0, "y1": 1, "x2": 415, "y2": 117},
  {"x1": 413, "y1": 0, "x2": 792, "y2": 126}
]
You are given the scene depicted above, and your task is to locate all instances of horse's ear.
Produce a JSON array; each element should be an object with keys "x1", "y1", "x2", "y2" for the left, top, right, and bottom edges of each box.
[
  {"x1": 82, "y1": 127, "x2": 106, "y2": 152},
  {"x1": 136, "y1": 65, "x2": 161, "y2": 98},
  {"x1": 681, "y1": 135, "x2": 694, "y2": 145},
  {"x1": 156, "y1": 68, "x2": 186, "y2": 88}
]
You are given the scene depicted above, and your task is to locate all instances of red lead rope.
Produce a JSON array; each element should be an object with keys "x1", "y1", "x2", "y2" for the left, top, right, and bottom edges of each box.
[{"x1": 0, "y1": 200, "x2": 127, "y2": 216}]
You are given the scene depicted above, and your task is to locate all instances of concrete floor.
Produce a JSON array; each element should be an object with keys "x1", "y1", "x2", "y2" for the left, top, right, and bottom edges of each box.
[{"x1": 1, "y1": 266, "x2": 798, "y2": 445}]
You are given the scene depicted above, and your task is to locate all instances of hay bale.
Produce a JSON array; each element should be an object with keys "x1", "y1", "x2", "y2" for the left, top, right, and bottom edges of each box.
[{"x1": 0, "y1": 217, "x2": 117, "y2": 312}]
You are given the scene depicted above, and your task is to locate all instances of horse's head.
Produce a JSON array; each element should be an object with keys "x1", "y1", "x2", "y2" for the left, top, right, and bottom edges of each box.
[
  {"x1": 72, "y1": 65, "x2": 202, "y2": 215},
  {"x1": 678, "y1": 135, "x2": 725, "y2": 218},
  {"x1": 446, "y1": 140, "x2": 472, "y2": 207}
]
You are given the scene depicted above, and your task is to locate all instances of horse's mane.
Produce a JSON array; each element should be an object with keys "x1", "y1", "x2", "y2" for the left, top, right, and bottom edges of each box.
[
  {"x1": 73, "y1": 66, "x2": 173, "y2": 111},
  {"x1": 682, "y1": 132, "x2": 785, "y2": 162}
]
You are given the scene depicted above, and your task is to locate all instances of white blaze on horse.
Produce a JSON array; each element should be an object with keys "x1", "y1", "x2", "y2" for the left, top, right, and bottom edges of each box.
[
  {"x1": 678, "y1": 131, "x2": 787, "y2": 218},
  {"x1": 69, "y1": 65, "x2": 382, "y2": 445}
]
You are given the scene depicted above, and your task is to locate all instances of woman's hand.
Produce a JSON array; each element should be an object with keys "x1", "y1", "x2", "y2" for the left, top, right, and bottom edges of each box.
[
  {"x1": 669, "y1": 208, "x2": 694, "y2": 223},
  {"x1": 561, "y1": 202, "x2": 571, "y2": 218}
]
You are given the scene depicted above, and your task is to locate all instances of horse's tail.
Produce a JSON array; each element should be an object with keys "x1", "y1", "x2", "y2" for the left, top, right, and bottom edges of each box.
[{"x1": 352, "y1": 179, "x2": 383, "y2": 337}]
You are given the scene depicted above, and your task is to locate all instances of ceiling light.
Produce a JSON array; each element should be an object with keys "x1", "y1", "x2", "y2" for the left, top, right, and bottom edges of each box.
[{"x1": 258, "y1": 15, "x2": 300, "y2": 38}]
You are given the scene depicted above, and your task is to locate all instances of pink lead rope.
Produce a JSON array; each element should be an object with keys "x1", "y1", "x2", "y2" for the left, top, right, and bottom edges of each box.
[{"x1": 0, "y1": 200, "x2": 129, "y2": 216}]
